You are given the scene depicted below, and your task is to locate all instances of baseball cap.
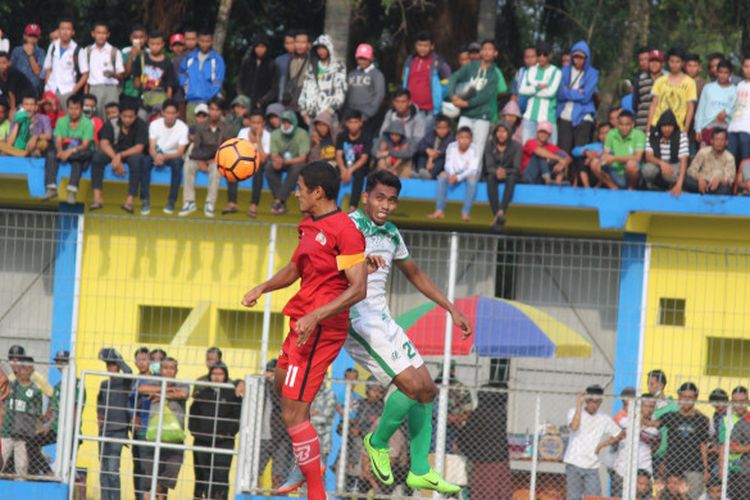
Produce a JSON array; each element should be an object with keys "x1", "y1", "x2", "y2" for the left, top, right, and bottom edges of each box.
[
  {"x1": 231, "y1": 94, "x2": 251, "y2": 108},
  {"x1": 24, "y1": 24, "x2": 42, "y2": 37},
  {"x1": 194, "y1": 103, "x2": 209, "y2": 115},
  {"x1": 537, "y1": 121, "x2": 553, "y2": 135},
  {"x1": 355, "y1": 43, "x2": 373, "y2": 61},
  {"x1": 467, "y1": 42, "x2": 481, "y2": 53},
  {"x1": 648, "y1": 49, "x2": 664, "y2": 62},
  {"x1": 265, "y1": 358, "x2": 278, "y2": 371},
  {"x1": 53, "y1": 350, "x2": 70, "y2": 362},
  {"x1": 265, "y1": 103, "x2": 285, "y2": 119},
  {"x1": 169, "y1": 33, "x2": 185, "y2": 47},
  {"x1": 8, "y1": 345, "x2": 25, "y2": 359}
]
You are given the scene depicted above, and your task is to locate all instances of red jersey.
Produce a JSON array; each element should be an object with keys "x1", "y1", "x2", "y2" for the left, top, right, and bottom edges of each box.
[
  {"x1": 283, "y1": 209, "x2": 365, "y2": 329},
  {"x1": 521, "y1": 139, "x2": 562, "y2": 172},
  {"x1": 408, "y1": 54, "x2": 434, "y2": 112}
]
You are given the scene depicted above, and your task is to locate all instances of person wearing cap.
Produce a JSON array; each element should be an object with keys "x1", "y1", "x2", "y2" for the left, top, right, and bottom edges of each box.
[
  {"x1": 591, "y1": 109, "x2": 645, "y2": 189},
  {"x1": 267, "y1": 110, "x2": 310, "y2": 214},
  {"x1": 521, "y1": 120, "x2": 571, "y2": 185},
  {"x1": 1, "y1": 345, "x2": 54, "y2": 397},
  {"x1": 557, "y1": 40, "x2": 598, "y2": 161},
  {"x1": 238, "y1": 33, "x2": 277, "y2": 112},
  {"x1": 179, "y1": 29, "x2": 225, "y2": 125},
  {"x1": 344, "y1": 43, "x2": 385, "y2": 138},
  {"x1": 563, "y1": 385, "x2": 624, "y2": 500},
  {"x1": 647, "y1": 47, "x2": 697, "y2": 134},
  {"x1": 467, "y1": 42, "x2": 481, "y2": 62},
  {"x1": 519, "y1": 41, "x2": 562, "y2": 144},
  {"x1": 299, "y1": 34, "x2": 347, "y2": 124},
  {"x1": 10, "y1": 24, "x2": 45, "y2": 95},
  {"x1": 227, "y1": 108, "x2": 270, "y2": 217},
  {"x1": 635, "y1": 50, "x2": 666, "y2": 131},
  {"x1": 169, "y1": 33, "x2": 187, "y2": 110},
  {"x1": 225, "y1": 94, "x2": 250, "y2": 137},
  {"x1": 81, "y1": 21, "x2": 124, "y2": 118}
]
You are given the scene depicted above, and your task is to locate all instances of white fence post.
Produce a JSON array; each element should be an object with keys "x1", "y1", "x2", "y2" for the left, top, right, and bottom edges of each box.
[
  {"x1": 722, "y1": 406, "x2": 733, "y2": 500},
  {"x1": 336, "y1": 381, "x2": 353, "y2": 493},
  {"x1": 623, "y1": 395, "x2": 640, "y2": 499},
  {"x1": 529, "y1": 395, "x2": 541, "y2": 500},
  {"x1": 67, "y1": 368, "x2": 88, "y2": 500},
  {"x1": 149, "y1": 379, "x2": 168, "y2": 499},
  {"x1": 259, "y1": 223, "x2": 277, "y2": 372}
]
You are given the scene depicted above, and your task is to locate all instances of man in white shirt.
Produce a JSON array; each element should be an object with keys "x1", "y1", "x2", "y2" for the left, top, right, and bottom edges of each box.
[
  {"x1": 43, "y1": 18, "x2": 87, "y2": 105},
  {"x1": 564, "y1": 385, "x2": 624, "y2": 500},
  {"x1": 82, "y1": 21, "x2": 123, "y2": 117}
]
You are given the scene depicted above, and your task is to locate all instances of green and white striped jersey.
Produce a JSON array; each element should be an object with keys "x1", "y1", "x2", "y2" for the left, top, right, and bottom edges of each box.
[{"x1": 519, "y1": 63, "x2": 562, "y2": 123}]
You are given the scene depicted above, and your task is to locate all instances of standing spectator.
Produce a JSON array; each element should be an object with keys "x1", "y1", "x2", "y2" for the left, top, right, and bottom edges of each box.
[
  {"x1": 635, "y1": 50, "x2": 665, "y2": 131},
  {"x1": 308, "y1": 110, "x2": 336, "y2": 163},
  {"x1": 432, "y1": 361, "x2": 473, "y2": 452},
  {"x1": 0, "y1": 51, "x2": 33, "y2": 116},
  {"x1": 590, "y1": 110, "x2": 645, "y2": 190},
  {"x1": 378, "y1": 89, "x2": 427, "y2": 154},
  {"x1": 299, "y1": 34, "x2": 347, "y2": 124},
  {"x1": 0, "y1": 355, "x2": 42, "y2": 478},
  {"x1": 192, "y1": 347, "x2": 222, "y2": 391},
  {"x1": 189, "y1": 362, "x2": 242, "y2": 500},
  {"x1": 183, "y1": 28, "x2": 198, "y2": 53},
  {"x1": 266, "y1": 110, "x2": 310, "y2": 214},
  {"x1": 274, "y1": 31, "x2": 295, "y2": 103},
  {"x1": 121, "y1": 25, "x2": 147, "y2": 101},
  {"x1": 90, "y1": 98, "x2": 148, "y2": 210},
  {"x1": 707, "y1": 388, "x2": 728, "y2": 477},
  {"x1": 255, "y1": 359, "x2": 293, "y2": 488},
  {"x1": 225, "y1": 109, "x2": 270, "y2": 217},
  {"x1": 519, "y1": 41, "x2": 562, "y2": 144},
  {"x1": 448, "y1": 39, "x2": 507, "y2": 153},
  {"x1": 648, "y1": 48, "x2": 697, "y2": 134},
  {"x1": 728, "y1": 55, "x2": 750, "y2": 173},
  {"x1": 179, "y1": 97, "x2": 231, "y2": 217},
  {"x1": 485, "y1": 120, "x2": 522, "y2": 230},
  {"x1": 414, "y1": 114, "x2": 454, "y2": 179},
  {"x1": 134, "y1": 31, "x2": 177, "y2": 120},
  {"x1": 9, "y1": 24, "x2": 45, "y2": 95},
  {"x1": 521, "y1": 121, "x2": 571, "y2": 185},
  {"x1": 728, "y1": 391, "x2": 750, "y2": 499},
  {"x1": 684, "y1": 128, "x2": 735, "y2": 195},
  {"x1": 373, "y1": 120, "x2": 414, "y2": 178},
  {"x1": 685, "y1": 54, "x2": 707, "y2": 102},
  {"x1": 97, "y1": 348, "x2": 133, "y2": 500},
  {"x1": 138, "y1": 99, "x2": 188, "y2": 215},
  {"x1": 238, "y1": 33, "x2": 277, "y2": 111},
  {"x1": 179, "y1": 30, "x2": 225, "y2": 125},
  {"x1": 42, "y1": 94, "x2": 94, "y2": 203},
  {"x1": 571, "y1": 122, "x2": 611, "y2": 187},
  {"x1": 335, "y1": 109, "x2": 371, "y2": 212},
  {"x1": 611, "y1": 395, "x2": 660, "y2": 497},
  {"x1": 642, "y1": 110, "x2": 689, "y2": 195},
  {"x1": 654, "y1": 382, "x2": 710, "y2": 500},
  {"x1": 82, "y1": 22, "x2": 123, "y2": 118},
  {"x1": 130, "y1": 347, "x2": 151, "y2": 500},
  {"x1": 344, "y1": 43, "x2": 385, "y2": 138},
  {"x1": 563, "y1": 385, "x2": 623, "y2": 500},
  {"x1": 280, "y1": 30, "x2": 310, "y2": 113},
  {"x1": 511, "y1": 46, "x2": 537, "y2": 113},
  {"x1": 43, "y1": 18, "x2": 86, "y2": 105},
  {"x1": 2, "y1": 94, "x2": 52, "y2": 157},
  {"x1": 631, "y1": 47, "x2": 651, "y2": 118},
  {"x1": 694, "y1": 60, "x2": 736, "y2": 147},
  {"x1": 169, "y1": 34, "x2": 187, "y2": 110},
  {"x1": 719, "y1": 386, "x2": 748, "y2": 496},
  {"x1": 401, "y1": 31, "x2": 452, "y2": 120},
  {"x1": 345, "y1": 379, "x2": 386, "y2": 495},
  {"x1": 557, "y1": 41, "x2": 598, "y2": 157}
]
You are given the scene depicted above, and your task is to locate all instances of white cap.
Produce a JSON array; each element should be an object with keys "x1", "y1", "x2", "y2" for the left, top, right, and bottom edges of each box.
[{"x1": 194, "y1": 103, "x2": 209, "y2": 115}]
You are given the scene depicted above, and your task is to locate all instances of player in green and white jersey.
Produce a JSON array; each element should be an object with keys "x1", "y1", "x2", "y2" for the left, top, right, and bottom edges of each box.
[{"x1": 346, "y1": 170, "x2": 472, "y2": 493}]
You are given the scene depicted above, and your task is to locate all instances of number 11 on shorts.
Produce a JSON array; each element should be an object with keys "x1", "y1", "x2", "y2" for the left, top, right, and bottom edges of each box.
[{"x1": 285, "y1": 365, "x2": 300, "y2": 388}]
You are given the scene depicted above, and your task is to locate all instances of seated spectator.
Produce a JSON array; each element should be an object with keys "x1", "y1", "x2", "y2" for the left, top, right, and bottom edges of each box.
[
  {"x1": 556, "y1": 40, "x2": 598, "y2": 157},
  {"x1": 344, "y1": 43, "x2": 385, "y2": 138},
  {"x1": 97, "y1": 348, "x2": 133, "y2": 500},
  {"x1": 266, "y1": 110, "x2": 310, "y2": 215},
  {"x1": 82, "y1": 21, "x2": 124, "y2": 118},
  {"x1": 179, "y1": 30, "x2": 225, "y2": 125},
  {"x1": 265, "y1": 103, "x2": 283, "y2": 131},
  {"x1": 42, "y1": 95, "x2": 94, "y2": 204},
  {"x1": 90, "y1": 99, "x2": 148, "y2": 210},
  {"x1": 308, "y1": 110, "x2": 336, "y2": 163},
  {"x1": 0, "y1": 102, "x2": 9, "y2": 142},
  {"x1": 138, "y1": 99, "x2": 189, "y2": 215},
  {"x1": 2, "y1": 95, "x2": 52, "y2": 157},
  {"x1": 133, "y1": 30, "x2": 177, "y2": 120},
  {"x1": 9, "y1": 24, "x2": 45, "y2": 95},
  {"x1": 521, "y1": 121, "x2": 571, "y2": 185},
  {"x1": 571, "y1": 123, "x2": 611, "y2": 187},
  {"x1": 414, "y1": 114, "x2": 454, "y2": 179},
  {"x1": 695, "y1": 60, "x2": 736, "y2": 147},
  {"x1": 686, "y1": 128, "x2": 735, "y2": 195},
  {"x1": 500, "y1": 100, "x2": 523, "y2": 143},
  {"x1": 373, "y1": 121, "x2": 413, "y2": 178},
  {"x1": 104, "y1": 101, "x2": 119, "y2": 122},
  {"x1": 189, "y1": 362, "x2": 242, "y2": 500},
  {"x1": 82, "y1": 94, "x2": 104, "y2": 145},
  {"x1": 225, "y1": 109, "x2": 270, "y2": 217},
  {"x1": 429, "y1": 126, "x2": 480, "y2": 221},
  {"x1": 237, "y1": 33, "x2": 276, "y2": 111},
  {"x1": 299, "y1": 34, "x2": 347, "y2": 124},
  {"x1": 591, "y1": 110, "x2": 645, "y2": 190},
  {"x1": 225, "y1": 94, "x2": 250, "y2": 137},
  {"x1": 335, "y1": 109, "x2": 371, "y2": 212},
  {"x1": 643, "y1": 110, "x2": 689, "y2": 195},
  {"x1": 700, "y1": 477, "x2": 723, "y2": 500},
  {"x1": 519, "y1": 41, "x2": 562, "y2": 144},
  {"x1": 485, "y1": 120, "x2": 522, "y2": 230},
  {"x1": 0, "y1": 51, "x2": 33, "y2": 118},
  {"x1": 654, "y1": 473, "x2": 690, "y2": 499},
  {"x1": 40, "y1": 91, "x2": 63, "y2": 127},
  {"x1": 637, "y1": 470, "x2": 654, "y2": 500},
  {"x1": 0, "y1": 355, "x2": 42, "y2": 478},
  {"x1": 179, "y1": 97, "x2": 231, "y2": 218},
  {"x1": 378, "y1": 89, "x2": 426, "y2": 157}
]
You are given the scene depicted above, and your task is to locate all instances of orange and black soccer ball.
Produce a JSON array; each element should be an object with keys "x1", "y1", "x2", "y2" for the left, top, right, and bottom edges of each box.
[{"x1": 215, "y1": 138, "x2": 259, "y2": 182}]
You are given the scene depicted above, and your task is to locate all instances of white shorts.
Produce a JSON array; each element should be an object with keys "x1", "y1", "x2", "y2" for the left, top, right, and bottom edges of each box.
[{"x1": 345, "y1": 313, "x2": 424, "y2": 385}]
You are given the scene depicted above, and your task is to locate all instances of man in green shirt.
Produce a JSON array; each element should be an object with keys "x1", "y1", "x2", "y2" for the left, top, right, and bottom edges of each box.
[
  {"x1": 266, "y1": 110, "x2": 310, "y2": 214},
  {"x1": 590, "y1": 110, "x2": 645, "y2": 189},
  {"x1": 42, "y1": 94, "x2": 94, "y2": 204},
  {"x1": 1, "y1": 355, "x2": 43, "y2": 478}
]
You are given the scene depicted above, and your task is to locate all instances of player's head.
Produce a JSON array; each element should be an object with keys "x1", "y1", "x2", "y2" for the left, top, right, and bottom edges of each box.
[
  {"x1": 296, "y1": 161, "x2": 340, "y2": 214},
  {"x1": 363, "y1": 170, "x2": 401, "y2": 225}
]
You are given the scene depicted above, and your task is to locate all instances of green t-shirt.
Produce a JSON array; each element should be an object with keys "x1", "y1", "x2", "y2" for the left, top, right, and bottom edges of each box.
[
  {"x1": 49, "y1": 378, "x2": 85, "y2": 433},
  {"x1": 604, "y1": 127, "x2": 646, "y2": 173},
  {"x1": 270, "y1": 128, "x2": 311, "y2": 158},
  {"x1": 653, "y1": 399, "x2": 679, "y2": 458},
  {"x1": 121, "y1": 48, "x2": 141, "y2": 98},
  {"x1": 0, "y1": 119, "x2": 9, "y2": 141},
  {"x1": 54, "y1": 115, "x2": 95, "y2": 150},
  {"x1": 2, "y1": 380, "x2": 43, "y2": 437}
]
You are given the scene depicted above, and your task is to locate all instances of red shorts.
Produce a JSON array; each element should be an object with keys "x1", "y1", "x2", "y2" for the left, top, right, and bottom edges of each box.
[{"x1": 277, "y1": 320, "x2": 348, "y2": 402}]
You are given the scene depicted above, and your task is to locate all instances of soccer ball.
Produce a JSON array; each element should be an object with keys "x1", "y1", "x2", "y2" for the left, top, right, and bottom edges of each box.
[{"x1": 215, "y1": 138, "x2": 259, "y2": 182}]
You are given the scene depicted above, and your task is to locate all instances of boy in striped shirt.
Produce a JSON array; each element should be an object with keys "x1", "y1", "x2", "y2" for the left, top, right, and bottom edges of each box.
[
  {"x1": 643, "y1": 109, "x2": 689, "y2": 195},
  {"x1": 519, "y1": 41, "x2": 562, "y2": 144}
]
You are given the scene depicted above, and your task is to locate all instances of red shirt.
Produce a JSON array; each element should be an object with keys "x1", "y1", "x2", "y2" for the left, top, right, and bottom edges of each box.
[
  {"x1": 521, "y1": 139, "x2": 562, "y2": 172},
  {"x1": 283, "y1": 209, "x2": 365, "y2": 329},
  {"x1": 408, "y1": 54, "x2": 434, "y2": 112}
]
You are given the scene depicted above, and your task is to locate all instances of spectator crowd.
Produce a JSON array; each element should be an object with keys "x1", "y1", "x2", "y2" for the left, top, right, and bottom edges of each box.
[{"x1": 0, "y1": 19, "x2": 748, "y2": 230}]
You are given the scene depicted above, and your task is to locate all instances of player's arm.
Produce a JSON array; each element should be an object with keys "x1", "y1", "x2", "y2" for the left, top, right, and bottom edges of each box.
[
  {"x1": 242, "y1": 261, "x2": 300, "y2": 308},
  {"x1": 295, "y1": 261, "x2": 367, "y2": 345},
  {"x1": 395, "y1": 258, "x2": 472, "y2": 338}
]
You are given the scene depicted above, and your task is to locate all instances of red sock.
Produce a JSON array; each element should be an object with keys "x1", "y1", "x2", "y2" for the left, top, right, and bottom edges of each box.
[{"x1": 288, "y1": 421, "x2": 325, "y2": 499}]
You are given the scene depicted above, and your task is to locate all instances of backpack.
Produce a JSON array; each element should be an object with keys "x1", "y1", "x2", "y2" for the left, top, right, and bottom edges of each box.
[{"x1": 83, "y1": 44, "x2": 119, "y2": 80}]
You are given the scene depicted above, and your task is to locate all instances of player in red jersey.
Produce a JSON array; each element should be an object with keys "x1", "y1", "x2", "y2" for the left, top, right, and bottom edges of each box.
[{"x1": 242, "y1": 161, "x2": 367, "y2": 499}]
